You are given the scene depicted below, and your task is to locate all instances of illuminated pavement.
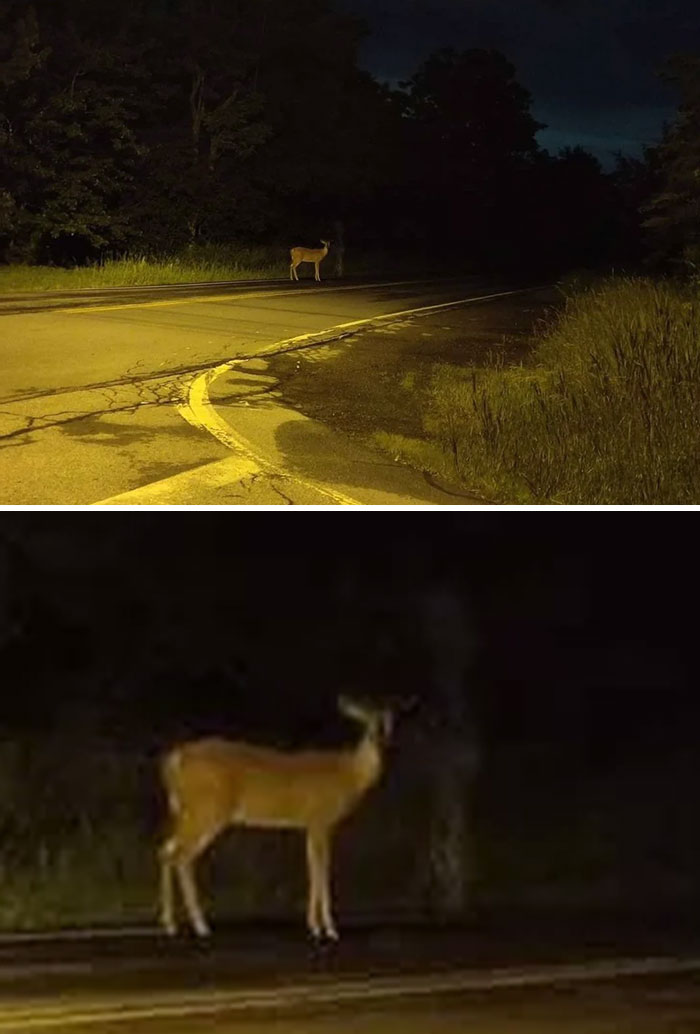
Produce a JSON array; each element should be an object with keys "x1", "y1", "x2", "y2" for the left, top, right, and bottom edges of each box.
[
  {"x1": 0, "y1": 276, "x2": 536, "y2": 505},
  {"x1": 1, "y1": 918, "x2": 700, "y2": 1032}
]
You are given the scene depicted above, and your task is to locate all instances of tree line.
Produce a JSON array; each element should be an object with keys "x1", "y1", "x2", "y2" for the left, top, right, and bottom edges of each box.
[{"x1": 1, "y1": 0, "x2": 698, "y2": 273}]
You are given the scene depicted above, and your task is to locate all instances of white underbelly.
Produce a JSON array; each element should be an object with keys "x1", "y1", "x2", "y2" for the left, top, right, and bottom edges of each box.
[{"x1": 233, "y1": 810, "x2": 305, "y2": 829}]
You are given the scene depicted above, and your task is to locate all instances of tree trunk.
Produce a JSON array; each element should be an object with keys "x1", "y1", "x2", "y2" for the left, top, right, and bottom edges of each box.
[
  {"x1": 190, "y1": 67, "x2": 205, "y2": 162},
  {"x1": 333, "y1": 218, "x2": 345, "y2": 277},
  {"x1": 422, "y1": 583, "x2": 480, "y2": 917}
]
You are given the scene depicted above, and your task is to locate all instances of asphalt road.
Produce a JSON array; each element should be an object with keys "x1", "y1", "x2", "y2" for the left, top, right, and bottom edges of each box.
[
  {"x1": 2, "y1": 919, "x2": 700, "y2": 1032},
  {"x1": 0, "y1": 275, "x2": 541, "y2": 505}
]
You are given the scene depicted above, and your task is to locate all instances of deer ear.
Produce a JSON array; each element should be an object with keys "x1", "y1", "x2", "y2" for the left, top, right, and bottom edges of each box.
[{"x1": 338, "y1": 695, "x2": 367, "y2": 722}]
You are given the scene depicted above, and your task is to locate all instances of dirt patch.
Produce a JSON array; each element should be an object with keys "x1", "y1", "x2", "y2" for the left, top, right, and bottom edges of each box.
[{"x1": 266, "y1": 288, "x2": 560, "y2": 445}]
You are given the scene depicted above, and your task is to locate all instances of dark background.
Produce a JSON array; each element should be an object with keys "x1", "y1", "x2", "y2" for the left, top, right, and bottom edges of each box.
[
  {"x1": 0, "y1": 514, "x2": 695, "y2": 767},
  {"x1": 337, "y1": 0, "x2": 698, "y2": 168},
  {"x1": 0, "y1": 514, "x2": 697, "y2": 927},
  {"x1": 2, "y1": 0, "x2": 699, "y2": 273}
]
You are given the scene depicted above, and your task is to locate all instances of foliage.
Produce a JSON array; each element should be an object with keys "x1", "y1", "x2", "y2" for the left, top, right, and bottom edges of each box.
[
  {"x1": 0, "y1": 3, "x2": 642, "y2": 270},
  {"x1": 1, "y1": 729, "x2": 698, "y2": 928},
  {"x1": 644, "y1": 54, "x2": 700, "y2": 273},
  {"x1": 401, "y1": 278, "x2": 699, "y2": 504},
  {"x1": 393, "y1": 48, "x2": 544, "y2": 260}
]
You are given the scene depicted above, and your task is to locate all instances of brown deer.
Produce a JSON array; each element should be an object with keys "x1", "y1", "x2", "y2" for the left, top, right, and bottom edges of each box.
[
  {"x1": 289, "y1": 239, "x2": 330, "y2": 281},
  {"x1": 159, "y1": 695, "x2": 409, "y2": 940}
]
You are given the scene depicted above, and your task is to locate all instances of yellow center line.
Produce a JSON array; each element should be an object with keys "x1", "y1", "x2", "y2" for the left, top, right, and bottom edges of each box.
[
  {"x1": 178, "y1": 367, "x2": 360, "y2": 506},
  {"x1": 177, "y1": 287, "x2": 546, "y2": 505},
  {"x1": 251, "y1": 286, "x2": 545, "y2": 358},
  {"x1": 95, "y1": 284, "x2": 548, "y2": 505},
  {"x1": 23, "y1": 278, "x2": 439, "y2": 316},
  {"x1": 2, "y1": 956, "x2": 700, "y2": 1030}
]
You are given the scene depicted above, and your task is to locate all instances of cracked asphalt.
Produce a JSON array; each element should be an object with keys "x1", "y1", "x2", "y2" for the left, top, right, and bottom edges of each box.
[{"x1": 0, "y1": 276, "x2": 545, "y2": 505}]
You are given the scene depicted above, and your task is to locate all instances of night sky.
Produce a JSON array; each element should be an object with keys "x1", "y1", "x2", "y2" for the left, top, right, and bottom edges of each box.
[{"x1": 335, "y1": 0, "x2": 700, "y2": 167}]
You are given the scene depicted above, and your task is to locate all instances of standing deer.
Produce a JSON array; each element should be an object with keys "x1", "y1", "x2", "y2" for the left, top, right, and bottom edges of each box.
[
  {"x1": 289, "y1": 239, "x2": 330, "y2": 282},
  {"x1": 159, "y1": 695, "x2": 408, "y2": 941}
]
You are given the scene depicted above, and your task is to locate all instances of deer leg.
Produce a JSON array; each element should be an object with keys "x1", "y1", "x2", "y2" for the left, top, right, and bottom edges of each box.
[
  {"x1": 306, "y1": 830, "x2": 337, "y2": 940},
  {"x1": 165, "y1": 816, "x2": 223, "y2": 938},
  {"x1": 175, "y1": 854, "x2": 210, "y2": 938},
  {"x1": 316, "y1": 832, "x2": 338, "y2": 940},
  {"x1": 305, "y1": 831, "x2": 325, "y2": 939},
  {"x1": 160, "y1": 834, "x2": 210, "y2": 938},
  {"x1": 159, "y1": 838, "x2": 177, "y2": 936}
]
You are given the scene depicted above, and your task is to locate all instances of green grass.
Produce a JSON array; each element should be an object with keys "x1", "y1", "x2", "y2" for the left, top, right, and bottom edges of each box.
[
  {"x1": 377, "y1": 277, "x2": 699, "y2": 504},
  {"x1": 0, "y1": 732, "x2": 699, "y2": 930},
  {"x1": 0, "y1": 245, "x2": 461, "y2": 293},
  {"x1": 0, "y1": 828, "x2": 155, "y2": 930},
  {"x1": 0, "y1": 244, "x2": 286, "y2": 293}
]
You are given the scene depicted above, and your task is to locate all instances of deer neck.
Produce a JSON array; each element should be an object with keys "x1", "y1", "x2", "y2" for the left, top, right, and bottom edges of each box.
[{"x1": 349, "y1": 730, "x2": 383, "y2": 793}]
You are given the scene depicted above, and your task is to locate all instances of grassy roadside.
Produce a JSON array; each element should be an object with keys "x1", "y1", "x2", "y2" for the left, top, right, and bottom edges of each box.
[
  {"x1": 1, "y1": 733, "x2": 698, "y2": 930},
  {"x1": 392, "y1": 277, "x2": 698, "y2": 504},
  {"x1": 268, "y1": 277, "x2": 698, "y2": 505},
  {"x1": 0, "y1": 245, "x2": 286, "y2": 293},
  {"x1": 266, "y1": 288, "x2": 557, "y2": 495},
  {"x1": 0, "y1": 245, "x2": 465, "y2": 293}
]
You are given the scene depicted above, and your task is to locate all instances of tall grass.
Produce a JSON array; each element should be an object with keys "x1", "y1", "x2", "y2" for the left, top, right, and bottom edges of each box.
[
  {"x1": 416, "y1": 278, "x2": 699, "y2": 504},
  {"x1": 0, "y1": 244, "x2": 460, "y2": 293},
  {"x1": 0, "y1": 244, "x2": 286, "y2": 293},
  {"x1": 0, "y1": 729, "x2": 698, "y2": 929},
  {"x1": 0, "y1": 733, "x2": 434, "y2": 930},
  {"x1": 0, "y1": 737, "x2": 157, "y2": 929}
]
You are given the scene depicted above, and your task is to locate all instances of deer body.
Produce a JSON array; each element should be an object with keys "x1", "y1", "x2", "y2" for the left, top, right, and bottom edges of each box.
[
  {"x1": 290, "y1": 239, "x2": 330, "y2": 281},
  {"x1": 159, "y1": 697, "x2": 391, "y2": 941}
]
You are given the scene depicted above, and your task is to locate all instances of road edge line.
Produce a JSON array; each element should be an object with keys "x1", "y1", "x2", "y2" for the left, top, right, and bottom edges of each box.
[
  {"x1": 177, "y1": 285, "x2": 548, "y2": 504},
  {"x1": 2, "y1": 954, "x2": 700, "y2": 1029}
]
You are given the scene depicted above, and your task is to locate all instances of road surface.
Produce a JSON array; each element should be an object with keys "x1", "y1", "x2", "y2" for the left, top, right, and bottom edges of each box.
[
  {"x1": 0, "y1": 276, "x2": 542, "y2": 505},
  {"x1": 1, "y1": 917, "x2": 700, "y2": 1032}
]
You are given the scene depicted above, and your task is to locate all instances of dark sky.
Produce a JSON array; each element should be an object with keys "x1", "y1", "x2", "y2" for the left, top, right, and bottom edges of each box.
[{"x1": 334, "y1": 0, "x2": 700, "y2": 168}]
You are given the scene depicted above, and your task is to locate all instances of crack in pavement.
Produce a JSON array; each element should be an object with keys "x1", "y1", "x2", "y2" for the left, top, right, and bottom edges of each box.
[
  {"x1": 0, "y1": 310, "x2": 460, "y2": 409},
  {"x1": 0, "y1": 396, "x2": 172, "y2": 446},
  {"x1": 0, "y1": 357, "x2": 245, "y2": 407},
  {"x1": 0, "y1": 320, "x2": 408, "y2": 409},
  {"x1": 0, "y1": 367, "x2": 190, "y2": 446},
  {"x1": 268, "y1": 477, "x2": 296, "y2": 505},
  {"x1": 230, "y1": 470, "x2": 297, "y2": 505}
]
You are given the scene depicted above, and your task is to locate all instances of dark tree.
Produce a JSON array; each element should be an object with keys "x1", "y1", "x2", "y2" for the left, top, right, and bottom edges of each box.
[
  {"x1": 0, "y1": 3, "x2": 48, "y2": 255},
  {"x1": 245, "y1": 0, "x2": 386, "y2": 244},
  {"x1": 0, "y1": 1, "x2": 156, "y2": 262},
  {"x1": 607, "y1": 149, "x2": 662, "y2": 269},
  {"x1": 643, "y1": 54, "x2": 700, "y2": 272},
  {"x1": 395, "y1": 48, "x2": 544, "y2": 262},
  {"x1": 0, "y1": 4, "x2": 664, "y2": 272},
  {"x1": 131, "y1": 0, "x2": 272, "y2": 249}
]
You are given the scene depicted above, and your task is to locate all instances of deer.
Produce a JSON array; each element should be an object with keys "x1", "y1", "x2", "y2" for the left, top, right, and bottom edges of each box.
[
  {"x1": 289, "y1": 239, "x2": 330, "y2": 282},
  {"x1": 159, "y1": 695, "x2": 412, "y2": 941}
]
